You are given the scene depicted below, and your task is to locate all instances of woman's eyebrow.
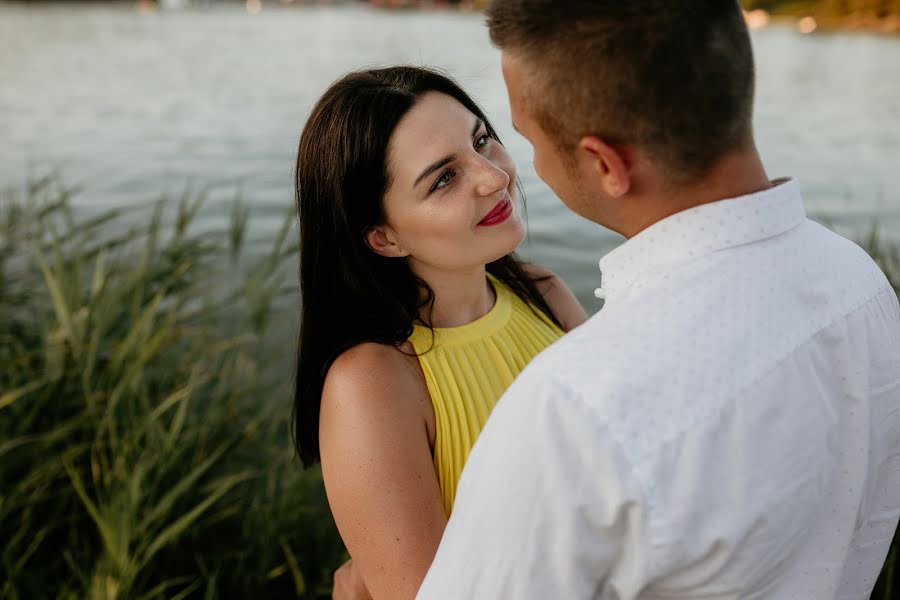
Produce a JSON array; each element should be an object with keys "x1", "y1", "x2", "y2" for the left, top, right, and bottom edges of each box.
[
  {"x1": 413, "y1": 118, "x2": 485, "y2": 188},
  {"x1": 415, "y1": 155, "x2": 455, "y2": 188},
  {"x1": 472, "y1": 117, "x2": 484, "y2": 137}
]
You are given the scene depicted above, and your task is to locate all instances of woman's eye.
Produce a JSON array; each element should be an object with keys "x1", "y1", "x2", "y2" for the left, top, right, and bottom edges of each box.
[
  {"x1": 474, "y1": 133, "x2": 490, "y2": 150},
  {"x1": 432, "y1": 169, "x2": 455, "y2": 192}
]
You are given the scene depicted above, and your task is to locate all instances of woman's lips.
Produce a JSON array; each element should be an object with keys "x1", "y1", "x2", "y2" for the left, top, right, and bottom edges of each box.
[{"x1": 478, "y1": 197, "x2": 513, "y2": 226}]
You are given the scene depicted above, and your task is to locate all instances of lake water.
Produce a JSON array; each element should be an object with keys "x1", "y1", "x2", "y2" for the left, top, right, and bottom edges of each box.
[{"x1": 2, "y1": 2, "x2": 899, "y2": 310}]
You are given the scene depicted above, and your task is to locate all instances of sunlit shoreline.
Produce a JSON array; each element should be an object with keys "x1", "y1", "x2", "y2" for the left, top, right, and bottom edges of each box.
[
  {"x1": 126, "y1": 0, "x2": 900, "y2": 34},
  {"x1": 744, "y1": 7, "x2": 900, "y2": 35}
]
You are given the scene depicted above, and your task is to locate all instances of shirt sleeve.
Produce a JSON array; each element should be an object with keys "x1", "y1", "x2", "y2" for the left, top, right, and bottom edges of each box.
[{"x1": 416, "y1": 368, "x2": 650, "y2": 600}]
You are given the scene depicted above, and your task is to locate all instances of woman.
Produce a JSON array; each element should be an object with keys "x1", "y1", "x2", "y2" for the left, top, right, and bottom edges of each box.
[{"x1": 293, "y1": 66, "x2": 586, "y2": 599}]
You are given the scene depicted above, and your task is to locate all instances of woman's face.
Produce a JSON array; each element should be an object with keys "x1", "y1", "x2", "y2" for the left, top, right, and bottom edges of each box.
[{"x1": 378, "y1": 91, "x2": 524, "y2": 276}]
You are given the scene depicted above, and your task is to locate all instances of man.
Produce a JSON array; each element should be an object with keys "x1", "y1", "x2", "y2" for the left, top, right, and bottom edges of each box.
[{"x1": 417, "y1": 1, "x2": 900, "y2": 598}]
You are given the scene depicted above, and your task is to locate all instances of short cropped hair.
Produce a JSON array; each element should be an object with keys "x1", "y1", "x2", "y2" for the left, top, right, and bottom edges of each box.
[{"x1": 487, "y1": 0, "x2": 756, "y2": 181}]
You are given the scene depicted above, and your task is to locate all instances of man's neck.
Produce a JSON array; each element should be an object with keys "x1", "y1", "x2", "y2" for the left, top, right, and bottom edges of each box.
[{"x1": 619, "y1": 145, "x2": 772, "y2": 239}]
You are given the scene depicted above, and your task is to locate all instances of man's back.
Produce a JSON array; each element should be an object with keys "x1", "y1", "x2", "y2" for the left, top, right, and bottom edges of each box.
[{"x1": 418, "y1": 181, "x2": 900, "y2": 599}]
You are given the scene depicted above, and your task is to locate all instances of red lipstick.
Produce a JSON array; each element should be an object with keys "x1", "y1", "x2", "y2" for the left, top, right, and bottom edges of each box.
[{"x1": 478, "y1": 197, "x2": 513, "y2": 226}]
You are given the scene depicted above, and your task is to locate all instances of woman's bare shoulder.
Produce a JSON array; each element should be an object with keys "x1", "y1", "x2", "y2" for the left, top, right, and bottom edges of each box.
[
  {"x1": 321, "y1": 341, "x2": 428, "y2": 424},
  {"x1": 521, "y1": 263, "x2": 588, "y2": 331}
]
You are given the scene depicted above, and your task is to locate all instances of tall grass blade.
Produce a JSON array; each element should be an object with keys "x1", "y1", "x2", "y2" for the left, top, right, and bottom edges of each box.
[
  {"x1": 137, "y1": 443, "x2": 229, "y2": 535},
  {"x1": 62, "y1": 454, "x2": 123, "y2": 574},
  {"x1": 279, "y1": 538, "x2": 306, "y2": 596},
  {"x1": 34, "y1": 247, "x2": 78, "y2": 354},
  {"x1": 136, "y1": 576, "x2": 197, "y2": 600},
  {"x1": 140, "y1": 471, "x2": 255, "y2": 567},
  {"x1": 228, "y1": 195, "x2": 248, "y2": 264},
  {"x1": 0, "y1": 380, "x2": 47, "y2": 410}
]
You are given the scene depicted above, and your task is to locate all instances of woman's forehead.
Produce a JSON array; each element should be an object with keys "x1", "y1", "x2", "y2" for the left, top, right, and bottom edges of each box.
[{"x1": 388, "y1": 92, "x2": 477, "y2": 168}]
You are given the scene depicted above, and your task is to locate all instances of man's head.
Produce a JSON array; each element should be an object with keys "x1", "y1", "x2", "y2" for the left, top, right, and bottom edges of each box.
[{"x1": 487, "y1": 0, "x2": 758, "y2": 233}]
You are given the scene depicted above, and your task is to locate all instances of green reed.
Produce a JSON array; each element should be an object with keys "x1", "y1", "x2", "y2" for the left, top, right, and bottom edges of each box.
[
  {"x1": 743, "y1": 0, "x2": 900, "y2": 17},
  {"x1": 0, "y1": 176, "x2": 344, "y2": 599},
  {"x1": 1, "y1": 176, "x2": 897, "y2": 598}
]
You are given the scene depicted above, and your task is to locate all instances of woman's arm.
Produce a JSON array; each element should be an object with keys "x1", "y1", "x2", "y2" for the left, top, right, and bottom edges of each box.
[
  {"x1": 523, "y1": 263, "x2": 589, "y2": 331},
  {"x1": 319, "y1": 342, "x2": 447, "y2": 600}
]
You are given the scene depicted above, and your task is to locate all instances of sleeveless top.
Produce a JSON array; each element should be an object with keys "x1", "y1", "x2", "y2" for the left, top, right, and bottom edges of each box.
[{"x1": 408, "y1": 274, "x2": 565, "y2": 515}]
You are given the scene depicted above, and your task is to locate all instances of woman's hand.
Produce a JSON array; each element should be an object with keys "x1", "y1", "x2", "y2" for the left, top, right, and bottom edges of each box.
[{"x1": 333, "y1": 559, "x2": 372, "y2": 600}]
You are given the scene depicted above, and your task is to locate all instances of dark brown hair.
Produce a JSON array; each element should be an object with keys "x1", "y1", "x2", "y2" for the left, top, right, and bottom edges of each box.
[
  {"x1": 486, "y1": 0, "x2": 756, "y2": 181},
  {"x1": 293, "y1": 66, "x2": 560, "y2": 466}
]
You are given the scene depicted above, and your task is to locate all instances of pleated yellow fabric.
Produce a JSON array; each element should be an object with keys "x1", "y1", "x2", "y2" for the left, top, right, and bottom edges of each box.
[{"x1": 408, "y1": 274, "x2": 564, "y2": 515}]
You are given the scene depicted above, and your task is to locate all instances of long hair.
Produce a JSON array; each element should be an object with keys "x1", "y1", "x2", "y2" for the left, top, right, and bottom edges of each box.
[{"x1": 293, "y1": 66, "x2": 560, "y2": 466}]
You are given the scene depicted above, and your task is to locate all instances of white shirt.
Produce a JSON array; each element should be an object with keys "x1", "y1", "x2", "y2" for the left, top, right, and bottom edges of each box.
[{"x1": 417, "y1": 180, "x2": 900, "y2": 600}]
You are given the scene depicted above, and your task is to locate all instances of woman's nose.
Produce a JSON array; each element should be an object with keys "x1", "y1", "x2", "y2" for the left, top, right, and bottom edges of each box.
[{"x1": 473, "y1": 155, "x2": 511, "y2": 197}]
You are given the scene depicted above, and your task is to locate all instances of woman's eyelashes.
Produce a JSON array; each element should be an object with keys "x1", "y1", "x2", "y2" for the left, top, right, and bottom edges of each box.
[
  {"x1": 429, "y1": 131, "x2": 491, "y2": 194},
  {"x1": 430, "y1": 168, "x2": 456, "y2": 192}
]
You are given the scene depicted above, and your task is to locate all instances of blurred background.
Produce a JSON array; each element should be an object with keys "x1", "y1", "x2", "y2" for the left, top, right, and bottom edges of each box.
[
  {"x1": 1, "y1": 1, "x2": 898, "y2": 598},
  {"x1": 3, "y1": 0, "x2": 900, "y2": 307}
]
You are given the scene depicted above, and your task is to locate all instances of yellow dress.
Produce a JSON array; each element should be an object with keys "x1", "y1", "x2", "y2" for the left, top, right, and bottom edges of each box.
[{"x1": 408, "y1": 274, "x2": 564, "y2": 515}]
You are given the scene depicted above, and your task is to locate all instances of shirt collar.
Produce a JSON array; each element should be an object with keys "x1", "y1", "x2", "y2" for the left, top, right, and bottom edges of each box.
[{"x1": 595, "y1": 178, "x2": 806, "y2": 301}]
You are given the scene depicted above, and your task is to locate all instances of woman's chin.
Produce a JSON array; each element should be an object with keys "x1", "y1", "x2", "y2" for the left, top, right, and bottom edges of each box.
[
  {"x1": 483, "y1": 220, "x2": 527, "y2": 263},
  {"x1": 506, "y1": 214, "x2": 527, "y2": 245}
]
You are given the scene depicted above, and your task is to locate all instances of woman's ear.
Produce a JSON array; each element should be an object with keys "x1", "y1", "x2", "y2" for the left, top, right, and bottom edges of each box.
[
  {"x1": 364, "y1": 226, "x2": 410, "y2": 258},
  {"x1": 577, "y1": 135, "x2": 632, "y2": 199}
]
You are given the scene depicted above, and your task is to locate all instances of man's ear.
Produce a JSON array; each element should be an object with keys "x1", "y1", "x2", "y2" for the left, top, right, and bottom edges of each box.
[
  {"x1": 577, "y1": 135, "x2": 631, "y2": 198},
  {"x1": 364, "y1": 226, "x2": 410, "y2": 258}
]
